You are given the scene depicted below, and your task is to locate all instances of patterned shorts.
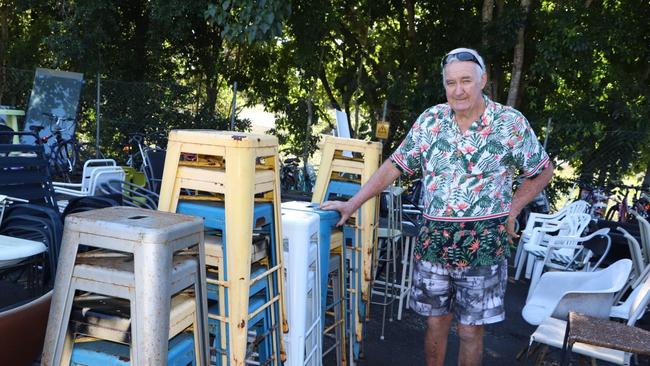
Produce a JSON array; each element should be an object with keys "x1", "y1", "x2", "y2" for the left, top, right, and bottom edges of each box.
[{"x1": 409, "y1": 258, "x2": 508, "y2": 325}]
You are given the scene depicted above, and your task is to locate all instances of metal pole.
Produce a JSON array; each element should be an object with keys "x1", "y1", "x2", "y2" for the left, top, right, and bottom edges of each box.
[
  {"x1": 303, "y1": 99, "x2": 312, "y2": 192},
  {"x1": 382, "y1": 99, "x2": 388, "y2": 121},
  {"x1": 95, "y1": 72, "x2": 101, "y2": 158},
  {"x1": 230, "y1": 81, "x2": 237, "y2": 130}
]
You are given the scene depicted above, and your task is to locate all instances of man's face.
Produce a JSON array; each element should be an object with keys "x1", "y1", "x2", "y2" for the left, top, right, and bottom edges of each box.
[{"x1": 443, "y1": 61, "x2": 487, "y2": 114}]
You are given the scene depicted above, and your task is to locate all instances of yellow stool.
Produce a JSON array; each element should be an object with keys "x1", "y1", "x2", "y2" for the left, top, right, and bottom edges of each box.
[
  {"x1": 311, "y1": 135, "x2": 382, "y2": 361},
  {"x1": 158, "y1": 130, "x2": 286, "y2": 366}
]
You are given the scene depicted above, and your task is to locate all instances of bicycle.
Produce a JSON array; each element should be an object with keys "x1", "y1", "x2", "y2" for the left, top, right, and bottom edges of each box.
[
  {"x1": 30, "y1": 113, "x2": 78, "y2": 182},
  {"x1": 604, "y1": 183, "x2": 650, "y2": 223}
]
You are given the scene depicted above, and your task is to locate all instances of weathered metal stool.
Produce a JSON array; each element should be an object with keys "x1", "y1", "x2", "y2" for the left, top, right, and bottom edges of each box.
[
  {"x1": 41, "y1": 207, "x2": 209, "y2": 366},
  {"x1": 158, "y1": 130, "x2": 286, "y2": 366}
]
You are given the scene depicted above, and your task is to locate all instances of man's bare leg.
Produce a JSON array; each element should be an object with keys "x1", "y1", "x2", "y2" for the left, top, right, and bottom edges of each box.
[
  {"x1": 424, "y1": 314, "x2": 453, "y2": 366},
  {"x1": 457, "y1": 323, "x2": 485, "y2": 366}
]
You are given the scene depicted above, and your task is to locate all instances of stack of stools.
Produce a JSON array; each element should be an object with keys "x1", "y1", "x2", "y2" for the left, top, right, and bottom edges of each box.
[
  {"x1": 157, "y1": 130, "x2": 286, "y2": 366},
  {"x1": 310, "y1": 135, "x2": 382, "y2": 365},
  {"x1": 281, "y1": 201, "x2": 347, "y2": 366},
  {"x1": 281, "y1": 209, "x2": 322, "y2": 366},
  {"x1": 41, "y1": 206, "x2": 210, "y2": 366}
]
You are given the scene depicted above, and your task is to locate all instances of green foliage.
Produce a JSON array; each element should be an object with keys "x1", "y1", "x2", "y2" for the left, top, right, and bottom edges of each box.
[
  {"x1": 2, "y1": 0, "x2": 650, "y2": 193},
  {"x1": 205, "y1": 0, "x2": 290, "y2": 44}
]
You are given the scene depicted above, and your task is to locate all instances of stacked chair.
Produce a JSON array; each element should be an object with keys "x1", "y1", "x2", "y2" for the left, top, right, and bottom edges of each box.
[
  {"x1": 0, "y1": 131, "x2": 63, "y2": 282},
  {"x1": 157, "y1": 130, "x2": 286, "y2": 366},
  {"x1": 52, "y1": 159, "x2": 125, "y2": 211},
  {"x1": 514, "y1": 199, "x2": 590, "y2": 281},
  {"x1": 310, "y1": 135, "x2": 382, "y2": 364}
]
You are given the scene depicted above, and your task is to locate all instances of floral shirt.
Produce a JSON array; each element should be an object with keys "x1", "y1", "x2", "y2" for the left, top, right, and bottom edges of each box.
[{"x1": 391, "y1": 95, "x2": 550, "y2": 267}]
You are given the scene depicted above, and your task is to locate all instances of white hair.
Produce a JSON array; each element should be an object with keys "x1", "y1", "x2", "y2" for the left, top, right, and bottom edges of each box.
[{"x1": 441, "y1": 47, "x2": 486, "y2": 83}]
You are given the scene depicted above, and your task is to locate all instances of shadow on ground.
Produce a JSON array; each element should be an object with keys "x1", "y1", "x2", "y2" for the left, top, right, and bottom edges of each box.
[{"x1": 349, "y1": 260, "x2": 648, "y2": 366}]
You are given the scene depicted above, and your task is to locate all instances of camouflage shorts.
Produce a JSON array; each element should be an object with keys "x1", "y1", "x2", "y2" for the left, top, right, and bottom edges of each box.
[{"x1": 409, "y1": 258, "x2": 508, "y2": 325}]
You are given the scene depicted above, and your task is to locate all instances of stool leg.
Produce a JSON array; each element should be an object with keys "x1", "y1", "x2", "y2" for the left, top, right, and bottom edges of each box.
[
  {"x1": 196, "y1": 240, "x2": 211, "y2": 366},
  {"x1": 311, "y1": 143, "x2": 335, "y2": 204},
  {"x1": 158, "y1": 140, "x2": 183, "y2": 212},
  {"x1": 133, "y1": 244, "x2": 173, "y2": 365},
  {"x1": 41, "y1": 230, "x2": 81, "y2": 365},
  {"x1": 397, "y1": 236, "x2": 411, "y2": 320},
  {"x1": 224, "y1": 147, "x2": 255, "y2": 366}
]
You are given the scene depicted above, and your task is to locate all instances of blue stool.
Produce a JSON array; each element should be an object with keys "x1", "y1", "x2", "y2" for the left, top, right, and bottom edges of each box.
[
  {"x1": 209, "y1": 291, "x2": 273, "y2": 365},
  {"x1": 176, "y1": 200, "x2": 283, "y2": 366},
  {"x1": 71, "y1": 332, "x2": 196, "y2": 366}
]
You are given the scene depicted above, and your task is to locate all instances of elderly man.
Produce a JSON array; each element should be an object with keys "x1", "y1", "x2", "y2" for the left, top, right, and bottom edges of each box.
[{"x1": 321, "y1": 47, "x2": 554, "y2": 366}]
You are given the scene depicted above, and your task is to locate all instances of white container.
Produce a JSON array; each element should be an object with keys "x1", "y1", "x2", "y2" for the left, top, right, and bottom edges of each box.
[{"x1": 281, "y1": 210, "x2": 322, "y2": 366}]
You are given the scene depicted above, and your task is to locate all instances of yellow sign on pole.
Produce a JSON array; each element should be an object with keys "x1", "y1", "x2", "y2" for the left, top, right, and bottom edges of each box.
[{"x1": 376, "y1": 120, "x2": 390, "y2": 140}]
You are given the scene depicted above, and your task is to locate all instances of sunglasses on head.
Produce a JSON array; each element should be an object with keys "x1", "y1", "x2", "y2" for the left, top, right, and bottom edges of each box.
[{"x1": 441, "y1": 51, "x2": 483, "y2": 70}]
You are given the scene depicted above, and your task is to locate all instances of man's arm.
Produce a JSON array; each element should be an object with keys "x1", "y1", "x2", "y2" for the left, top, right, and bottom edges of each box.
[
  {"x1": 506, "y1": 162, "x2": 555, "y2": 241},
  {"x1": 321, "y1": 159, "x2": 402, "y2": 226}
]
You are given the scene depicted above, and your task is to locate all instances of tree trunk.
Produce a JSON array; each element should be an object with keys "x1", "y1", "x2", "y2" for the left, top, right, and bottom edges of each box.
[
  {"x1": 319, "y1": 65, "x2": 341, "y2": 111},
  {"x1": 404, "y1": 0, "x2": 423, "y2": 81},
  {"x1": 506, "y1": 0, "x2": 532, "y2": 107},
  {"x1": 481, "y1": 0, "x2": 495, "y2": 98},
  {"x1": 0, "y1": 1, "x2": 9, "y2": 103}
]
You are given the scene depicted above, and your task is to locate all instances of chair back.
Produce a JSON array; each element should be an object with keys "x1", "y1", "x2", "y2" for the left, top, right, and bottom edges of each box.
[
  {"x1": 0, "y1": 140, "x2": 57, "y2": 208},
  {"x1": 563, "y1": 200, "x2": 590, "y2": 216},
  {"x1": 617, "y1": 227, "x2": 646, "y2": 280},
  {"x1": 630, "y1": 210, "x2": 650, "y2": 265},
  {"x1": 619, "y1": 264, "x2": 650, "y2": 325},
  {"x1": 87, "y1": 167, "x2": 125, "y2": 196}
]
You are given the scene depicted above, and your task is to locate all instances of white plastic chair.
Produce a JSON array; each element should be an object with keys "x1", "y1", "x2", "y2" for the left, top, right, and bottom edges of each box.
[
  {"x1": 523, "y1": 213, "x2": 592, "y2": 299},
  {"x1": 629, "y1": 209, "x2": 650, "y2": 265},
  {"x1": 528, "y1": 259, "x2": 650, "y2": 365},
  {"x1": 514, "y1": 200, "x2": 590, "y2": 279},
  {"x1": 53, "y1": 159, "x2": 123, "y2": 197},
  {"x1": 522, "y1": 258, "x2": 632, "y2": 326},
  {"x1": 0, "y1": 195, "x2": 47, "y2": 269},
  {"x1": 616, "y1": 227, "x2": 646, "y2": 282}
]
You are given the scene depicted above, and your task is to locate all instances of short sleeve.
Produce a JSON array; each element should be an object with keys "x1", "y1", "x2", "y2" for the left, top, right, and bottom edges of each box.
[
  {"x1": 390, "y1": 114, "x2": 425, "y2": 176},
  {"x1": 511, "y1": 116, "x2": 550, "y2": 178}
]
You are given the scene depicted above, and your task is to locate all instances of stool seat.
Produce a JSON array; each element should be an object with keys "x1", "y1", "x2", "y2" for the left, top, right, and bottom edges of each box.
[
  {"x1": 63, "y1": 206, "x2": 202, "y2": 246},
  {"x1": 169, "y1": 130, "x2": 278, "y2": 148},
  {"x1": 71, "y1": 292, "x2": 196, "y2": 344}
]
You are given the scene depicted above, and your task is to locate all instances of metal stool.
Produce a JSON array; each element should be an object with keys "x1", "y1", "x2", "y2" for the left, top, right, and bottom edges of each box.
[
  {"x1": 282, "y1": 210, "x2": 322, "y2": 366},
  {"x1": 41, "y1": 207, "x2": 209, "y2": 366},
  {"x1": 158, "y1": 130, "x2": 286, "y2": 366},
  {"x1": 311, "y1": 136, "x2": 381, "y2": 365},
  {"x1": 281, "y1": 201, "x2": 346, "y2": 366},
  {"x1": 323, "y1": 253, "x2": 347, "y2": 366}
]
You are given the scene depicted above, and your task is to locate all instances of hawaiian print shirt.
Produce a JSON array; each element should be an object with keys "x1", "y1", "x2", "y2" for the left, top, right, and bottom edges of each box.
[{"x1": 391, "y1": 95, "x2": 550, "y2": 267}]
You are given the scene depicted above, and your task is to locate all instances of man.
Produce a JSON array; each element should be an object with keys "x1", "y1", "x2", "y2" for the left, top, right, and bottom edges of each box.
[{"x1": 321, "y1": 47, "x2": 554, "y2": 366}]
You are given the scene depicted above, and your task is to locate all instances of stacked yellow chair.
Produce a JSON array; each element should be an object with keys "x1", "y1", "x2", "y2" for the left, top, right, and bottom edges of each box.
[
  {"x1": 158, "y1": 130, "x2": 286, "y2": 366},
  {"x1": 311, "y1": 135, "x2": 382, "y2": 363}
]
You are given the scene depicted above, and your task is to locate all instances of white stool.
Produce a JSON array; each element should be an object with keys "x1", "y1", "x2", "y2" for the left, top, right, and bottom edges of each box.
[
  {"x1": 282, "y1": 210, "x2": 322, "y2": 366},
  {"x1": 41, "y1": 207, "x2": 209, "y2": 366}
]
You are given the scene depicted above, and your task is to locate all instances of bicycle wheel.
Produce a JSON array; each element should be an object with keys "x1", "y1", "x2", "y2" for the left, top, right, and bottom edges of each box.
[
  {"x1": 52, "y1": 140, "x2": 78, "y2": 182},
  {"x1": 604, "y1": 205, "x2": 618, "y2": 221}
]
